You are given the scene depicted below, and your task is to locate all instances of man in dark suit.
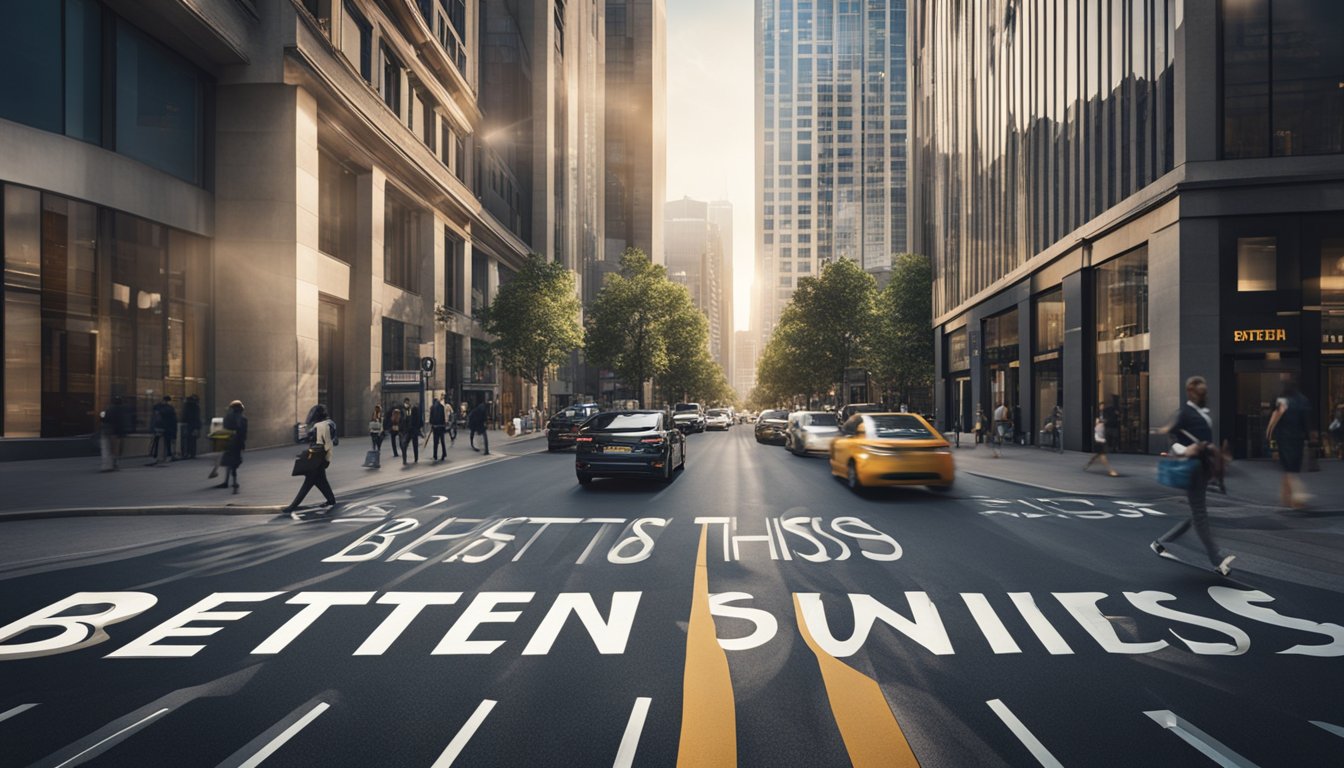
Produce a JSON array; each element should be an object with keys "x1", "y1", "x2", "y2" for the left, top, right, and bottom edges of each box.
[
  {"x1": 468, "y1": 400, "x2": 490, "y2": 455},
  {"x1": 401, "y1": 397, "x2": 422, "y2": 464},
  {"x1": 1151, "y1": 376, "x2": 1236, "y2": 575},
  {"x1": 429, "y1": 395, "x2": 448, "y2": 461}
]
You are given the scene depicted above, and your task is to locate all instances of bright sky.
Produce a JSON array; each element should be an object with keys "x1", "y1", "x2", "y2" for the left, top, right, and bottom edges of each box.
[{"x1": 665, "y1": 0, "x2": 754, "y2": 332}]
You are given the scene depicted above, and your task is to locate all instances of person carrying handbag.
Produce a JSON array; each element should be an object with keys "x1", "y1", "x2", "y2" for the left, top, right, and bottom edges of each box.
[
  {"x1": 284, "y1": 404, "x2": 337, "y2": 514},
  {"x1": 1150, "y1": 376, "x2": 1236, "y2": 576}
]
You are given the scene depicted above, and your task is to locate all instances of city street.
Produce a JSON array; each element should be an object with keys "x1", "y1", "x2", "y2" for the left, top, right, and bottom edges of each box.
[{"x1": 2, "y1": 428, "x2": 1341, "y2": 767}]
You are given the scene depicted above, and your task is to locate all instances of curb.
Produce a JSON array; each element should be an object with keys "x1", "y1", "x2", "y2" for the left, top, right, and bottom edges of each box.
[{"x1": 0, "y1": 450, "x2": 525, "y2": 523}]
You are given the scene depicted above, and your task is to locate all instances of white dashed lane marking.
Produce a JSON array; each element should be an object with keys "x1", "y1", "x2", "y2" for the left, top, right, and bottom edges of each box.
[
  {"x1": 430, "y1": 698, "x2": 497, "y2": 767},
  {"x1": 986, "y1": 698, "x2": 1065, "y2": 768},
  {"x1": 1144, "y1": 709, "x2": 1261, "y2": 768},
  {"x1": 0, "y1": 702, "x2": 38, "y2": 723}
]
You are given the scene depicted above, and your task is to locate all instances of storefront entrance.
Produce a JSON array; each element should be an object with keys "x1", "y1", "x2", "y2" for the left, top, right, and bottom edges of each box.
[{"x1": 1233, "y1": 359, "x2": 1299, "y2": 459}]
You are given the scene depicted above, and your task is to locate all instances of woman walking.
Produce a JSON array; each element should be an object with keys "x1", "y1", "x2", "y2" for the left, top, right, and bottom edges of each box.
[
  {"x1": 1266, "y1": 378, "x2": 1311, "y2": 509},
  {"x1": 284, "y1": 404, "x2": 337, "y2": 514},
  {"x1": 369, "y1": 404, "x2": 385, "y2": 468},
  {"x1": 1084, "y1": 403, "x2": 1119, "y2": 476},
  {"x1": 216, "y1": 400, "x2": 247, "y2": 493}
]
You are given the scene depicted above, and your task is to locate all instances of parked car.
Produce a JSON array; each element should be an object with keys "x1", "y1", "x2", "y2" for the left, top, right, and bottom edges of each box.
[
  {"x1": 705, "y1": 408, "x2": 733, "y2": 430},
  {"x1": 754, "y1": 409, "x2": 790, "y2": 444},
  {"x1": 672, "y1": 402, "x2": 706, "y2": 433},
  {"x1": 785, "y1": 411, "x2": 840, "y2": 456},
  {"x1": 547, "y1": 402, "x2": 601, "y2": 451},
  {"x1": 829, "y1": 412, "x2": 955, "y2": 492},
  {"x1": 838, "y1": 403, "x2": 886, "y2": 422},
  {"x1": 575, "y1": 410, "x2": 686, "y2": 485}
]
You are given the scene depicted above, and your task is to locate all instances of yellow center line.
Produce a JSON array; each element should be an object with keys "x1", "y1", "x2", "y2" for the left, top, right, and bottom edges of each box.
[
  {"x1": 676, "y1": 526, "x2": 737, "y2": 767},
  {"x1": 793, "y1": 594, "x2": 921, "y2": 768}
]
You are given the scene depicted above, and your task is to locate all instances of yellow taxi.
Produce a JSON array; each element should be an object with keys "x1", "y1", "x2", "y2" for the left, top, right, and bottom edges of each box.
[{"x1": 829, "y1": 412, "x2": 955, "y2": 492}]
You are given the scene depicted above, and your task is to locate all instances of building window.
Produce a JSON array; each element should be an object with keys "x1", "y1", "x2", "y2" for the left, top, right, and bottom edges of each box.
[
  {"x1": 115, "y1": 19, "x2": 207, "y2": 185},
  {"x1": 471, "y1": 342, "x2": 495, "y2": 384},
  {"x1": 381, "y1": 317, "x2": 421, "y2": 372},
  {"x1": 381, "y1": 45, "x2": 403, "y2": 117},
  {"x1": 1236, "y1": 237, "x2": 1278, "y2": 291},
  {"x1": 384, "y1": 189, "x2": 419, "y2": 293},
  {"x1": 1034, "y1": 288, "x2": 1065, "y2": 355},
  {"x1": 341, "y1": 1, "x2": 372, "y2": 82},
  {"x1": 1223, "y1": 0, "x2": 1344, "y2": 158},
  {"x1": 444, "y1": 226, "x2": 463, "y2": 311},
  {"x1": 471, "y1": 251, "x2": 489, "y2": 314},
  {"x1": 0, "y1": 2, "x2": 63, "y2": 133},
  {"x1": 318, "y1": 149, "x2": 357, "y2": 263},
  {"x1": 1095, "y1": 248, "x2": 1150, "y2": 453}
]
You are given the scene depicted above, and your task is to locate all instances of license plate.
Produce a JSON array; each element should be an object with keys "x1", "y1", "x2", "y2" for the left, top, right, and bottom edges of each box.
[{"x1": 603, "y1": 445, "x2": 632, "y2": 453}]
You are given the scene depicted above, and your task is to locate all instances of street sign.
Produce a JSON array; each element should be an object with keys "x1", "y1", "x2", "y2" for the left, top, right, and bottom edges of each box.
[{"x1": 420, "y1": 356, "x2": 436, "y2": 373}]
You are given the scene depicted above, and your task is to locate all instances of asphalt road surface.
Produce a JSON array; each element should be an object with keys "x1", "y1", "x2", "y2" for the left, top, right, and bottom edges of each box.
[{"x1": 2, "y1": 428, "x2": 1342, "y2": 767}]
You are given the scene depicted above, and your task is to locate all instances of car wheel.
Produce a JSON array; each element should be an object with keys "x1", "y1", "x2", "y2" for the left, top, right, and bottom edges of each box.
[
  {"x1": 847, "y1": 461, "x2": 862, "y2": 491},
  {"x1": 661, "y1": 453, "x2": 673, "y2": 482},
  {"x1": 577, "y1": 472, "x2": 593, "y2": 486}
]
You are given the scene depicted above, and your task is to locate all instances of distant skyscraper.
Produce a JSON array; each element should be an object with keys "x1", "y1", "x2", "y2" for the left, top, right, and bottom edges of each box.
[
  {"x1": 754, "y1": 0, "x2": 908, "y2": 351},
  {"x1": 734, "y1": 330, "x2": 758, "y2": 400},
  {"x1": 664, "y1": 197, "x2": 725, "y2": 365},
  {"x1": 708, "y1": 200, "x2": 734, "y2": 384},
  {"x1": 605, "y1": 0, "x2": 668, "y2": 276}
]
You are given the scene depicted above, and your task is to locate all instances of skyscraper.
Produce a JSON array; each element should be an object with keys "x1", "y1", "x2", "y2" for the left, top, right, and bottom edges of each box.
[
  {"x1": 664, "y1": 197, "x2": 725, "y2": 365},
  {"x1": 754, "y1": 0, "x2": 908, "y2": 351},
  {"x1": 708, "y1": 200, "x2": 734, "y2": 384}
]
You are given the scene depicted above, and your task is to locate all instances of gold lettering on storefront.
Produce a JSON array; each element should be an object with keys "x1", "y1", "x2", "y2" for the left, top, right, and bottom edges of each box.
[{"x1": 1232, "y1": 328, "x2": 1287, "y2": 343}]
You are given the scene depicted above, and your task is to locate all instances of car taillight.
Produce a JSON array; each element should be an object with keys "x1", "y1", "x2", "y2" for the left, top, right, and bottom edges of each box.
[
  {"x1": 640, "y1": 437, "x2": 665, "y2": 444},
  {"x1": 575, "y1": 436, "x2": 593, "y2": 442}
]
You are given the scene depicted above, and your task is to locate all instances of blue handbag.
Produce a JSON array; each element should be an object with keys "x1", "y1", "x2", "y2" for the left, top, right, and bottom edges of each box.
[{"x1": 1157, "y1": 457, "x2": 1194, "y2": 489}]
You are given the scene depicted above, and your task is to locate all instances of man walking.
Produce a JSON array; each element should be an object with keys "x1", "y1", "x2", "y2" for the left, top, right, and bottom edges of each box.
[
  {"x1": 401, "y1": 397, "x2": 422, "y2": 464},
  {"x1": 181, "y1": 394, "x2": 202, "y2": 459},
  {"x1": 991, "y1": 400, "x2": 1010, "y2": 458},
  {"x1": 430, "y1": 395, "x2": 448, "y2": 461},
  {"x1": 150, "y1": 396, "x2": 178, "y2": 464},
  {"x1": 468, "y1": 400, "x2": 490, "y2": 455},
  {"x1": 1151, "y1": 375, "x2": 1237, "y2": 576}
]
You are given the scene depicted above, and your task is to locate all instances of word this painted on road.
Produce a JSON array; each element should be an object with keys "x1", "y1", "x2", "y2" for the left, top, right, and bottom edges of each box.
[
  {"x1": 974, "y1": 497, "x2": 1168, "y2": 520},
  {"x1": 321, "y1": 515, "x2": 903, "y2": 564},
  {"x1": 1, "y1": 587, "x2": 1339, "y2": 661}
]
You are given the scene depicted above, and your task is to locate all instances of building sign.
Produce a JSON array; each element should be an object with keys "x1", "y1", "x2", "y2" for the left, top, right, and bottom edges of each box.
[
  {"x1": 1232, "y1": 328, "x2": 1287, "y2": 343},
  {"x1": 1226, "y1": 320, "x2": 1296, "y2": 350},
  {"x1": 382, "y1": 370, "x2": 422, "y2": 389}
]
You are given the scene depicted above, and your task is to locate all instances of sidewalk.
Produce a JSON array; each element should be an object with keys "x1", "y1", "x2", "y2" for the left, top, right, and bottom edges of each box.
[
  {"x1": 0, "y1": 427, "x2": 546, "y2": 521},
  {"x1": 949, "y1": 435, "x2": 1343, "y2": 509}
]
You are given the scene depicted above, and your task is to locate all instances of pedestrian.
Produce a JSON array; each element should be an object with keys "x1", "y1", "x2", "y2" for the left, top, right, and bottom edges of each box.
[
  {"x1": 974, "y1": 408, "x2": 986, "y2": 444},
  {"x1": 991, "y1": 401, "x2": 1010, "y2": 458},
  {"x1": 1103, "y1": 396, "x2": 1122, "y2": 454},
  {"x1": 401, "y1": 397, "x2": 422, "y2": 464},
  {"x1": 147, "y1": 398, "x2": 162, "y2": 461},
  {"x1": 369, "y1": 404, "x2": 385, "y2": 468},
  {"x1": 1151, "y1": 376, "x2": 1237, "y2": 576},
  {"x1": 284, "y1": 404, "x2": 337, "y2": 513},
  {"x1": 430, "y1": 395, "x2": 448, "y2": 461},
  {"x1": 468, "y1": 399, "x2": 491, "y2": 455},
  {"x1": 98, "y1": 396, "x2": 125, "y2": 472},
  {"x1": 387, "y1": 402, "x2": 402, "y2": 458},
  {"x1": 1330, "y1": 404, "x2": 1344, "y2": 460},
  {"x1": 151, "y1": 396, "x2": 177, "y2": 464},
  {"x1": 1266, "y1": 377, "x2": 1312, "y2": 509},
  {"x1": 215, "y1": 400, "x2": 246, "y2": 494},
  {"x1": 1084, "y1": 406, "x2": 1119, "y2": 476},
  {"x1": 181, "y1": 394, "x2": 202, "y2": 459}
]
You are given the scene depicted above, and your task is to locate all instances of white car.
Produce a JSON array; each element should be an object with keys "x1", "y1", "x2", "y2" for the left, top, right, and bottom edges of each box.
[
  {"x1": 705, "y1": 409, "x2": 733, "y2": 430},
  {"x1": 784, "y1": 411, "x2": 840, "y2": 456}
]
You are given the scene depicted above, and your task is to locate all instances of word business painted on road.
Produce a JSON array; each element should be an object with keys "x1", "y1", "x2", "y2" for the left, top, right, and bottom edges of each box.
[
  {"x1": 2, "y1": 587, "x2": 1340, "y2": 661},
  {"x1": 323, "y1": 515, "x2": 902, "y2": 564}
]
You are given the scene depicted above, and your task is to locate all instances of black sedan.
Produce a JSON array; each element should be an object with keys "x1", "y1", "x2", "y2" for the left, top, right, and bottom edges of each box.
[
  {"x1": 754, "y1": 409, "x2": 790, "y2": 444},
  {"x1": 547, "y1": 402, "x2": 601, "y2": 451},
  {"x1": 575, "y1": 410, "x2": 686, "y2": 485}
]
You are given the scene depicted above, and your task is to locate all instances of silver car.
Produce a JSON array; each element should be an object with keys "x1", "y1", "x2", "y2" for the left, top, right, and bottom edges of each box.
[{"x1": 785, "y1": 411, "x2": 840, "y2": 456}]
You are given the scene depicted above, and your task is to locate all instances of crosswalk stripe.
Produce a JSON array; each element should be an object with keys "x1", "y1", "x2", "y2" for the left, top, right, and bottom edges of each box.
[
  {"x1": 1144, "y1": 710, "x2": 1261, "y2": 768},
  {"x1": 612, "y1": 697, "x2": 652, "y2": 768},
  {"x1": 0, "y1": 703, "x2": 38, "y2": 723},
  {"x1": 986, "y1": 699, "x2": 1063, "y2": 768},
  {"x1": 1309, "y1": 720, "x2": 1344, "y2": 739},
  {"x1": 431, "y1": 699, "x2": 497, "y2": 767}
]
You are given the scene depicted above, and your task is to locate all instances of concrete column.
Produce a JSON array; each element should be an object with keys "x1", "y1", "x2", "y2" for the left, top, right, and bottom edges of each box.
[
  {"x1": 932, "y1": 325, "x2": 946, "y2": 430},
  {"x1": 426, "y1": 213, "x2": 445, "y2": 393},
  {"x1": 968, "y1": 309, "x2": 984, "y2": 428},
  {"x1": 1175, "y1": 0, "x2": 1219, "y2": 166},
  {"x1": 1062, "y1": 269, "x2": 1089, "y2": 452},
  {"x1": 214, "y1": 83, "x2": 320, "y2": 447},
  {"x1": 1150, "y1": 218, "x2": 1221, "y2": 452},
  {"x1": 350, "y1": 167, "x2": 386, "y2": 421},
  {"x1": 1017, "y1": 296, "x2": 1033, "y2": 444}
]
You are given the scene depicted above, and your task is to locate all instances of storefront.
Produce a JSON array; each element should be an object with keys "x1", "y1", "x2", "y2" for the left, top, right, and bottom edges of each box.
[
  {"x1": 944, "y1": 326, "x2": 971, "y2": 432},
  {"x1": 1095, "y1": 248, "x2": 1149, "y2": 453},
  {"x1": 981, "y1": 309, "x2": 1020, "y2": 437},
  {"x1": 1033, "y1": 288, "x2": 1064, "y2": 446}
]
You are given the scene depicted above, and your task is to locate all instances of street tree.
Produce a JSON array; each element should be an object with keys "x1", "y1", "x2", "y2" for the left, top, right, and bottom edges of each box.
[
  {"x1": 584, "y1": 248, "x2": 683, "y2": 407},
  {"x1": 444, "y1": 254, "x2": 583, "y2": 411},
  {"x1": 871, "y1": 252, "x2": 934, "y2": 409}
]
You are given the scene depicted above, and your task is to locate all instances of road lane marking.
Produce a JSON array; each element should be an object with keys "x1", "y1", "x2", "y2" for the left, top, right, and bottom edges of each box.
[
  {"x1": 985, "y1": 699, "x2": 1063, "y2": 768},
  {"x1": 220, "y1": 699, "x2": 330, "y2": 768},
  {"x1": 0, "y1": 703, "x2": 38, "y2": 723},
  {"x1": 793, "y1": 594, "x2": 921, "y2": 767},
  {"x1": 431, "y1": 699, "x2": 497, "y2": 767},
  {"x1": 1144, "y1": 710, "x2": 1261, "y2": 768},
  {"x1": 613, "y1": 697, "x2": 652, "y2": 768},
  {"x1": 962, "y1": 594, "x2": 1022, "y2": 654},
  {"x1": 49, "y1": 707, "x2": 171, "y2": 768},
  {"x1": 1311, "y1": 720, "x2": 1344, "y2": 739},
  {"x1": 676, "y1": 526, "x2": 736, "y2": 767},
  {"x1": 1008, "y1": 593, "x2": 1074, "y2": 654}
]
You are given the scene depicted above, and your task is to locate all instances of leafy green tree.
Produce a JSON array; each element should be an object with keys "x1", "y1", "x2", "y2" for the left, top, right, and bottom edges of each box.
[
  {"x1": 585, "y1": 249, "x2": 684, "y2": 407},
  {"x1": 871, "y1": 253, "x2": 934, "y2": 408},
  {"x1": 446, "y1": 254, "x2": 583, "y2": 411}
]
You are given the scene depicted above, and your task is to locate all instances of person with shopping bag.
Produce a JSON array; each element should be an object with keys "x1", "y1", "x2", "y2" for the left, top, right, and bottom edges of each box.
[{"x1": 284, "y1": 404, "x2": 337, "y2": 514}]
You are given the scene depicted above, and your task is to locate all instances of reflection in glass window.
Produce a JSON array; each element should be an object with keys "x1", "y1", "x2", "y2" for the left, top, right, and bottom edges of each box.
[
  {"x1": 1236, "y1": 237, "x2": 1278, "y2": 291},
  {"x1": 0, "y1": 2, "x2": 62, "y2": 133},
  {"x1": 116, "y1": 20, "x2": 205, "y2": 184},
  {"x1": 1095, "y1": 248, "x2": 1149, "y2": 453}
]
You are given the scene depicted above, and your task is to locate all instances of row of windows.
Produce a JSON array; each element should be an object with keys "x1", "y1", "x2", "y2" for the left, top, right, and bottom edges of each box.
[{"x1": 0, "y1": 0, "x2": 210, "y2": 185}]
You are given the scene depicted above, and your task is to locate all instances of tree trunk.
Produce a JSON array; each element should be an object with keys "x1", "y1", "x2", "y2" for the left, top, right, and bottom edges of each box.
[{"x1": 536, "y1": 365, "x2": 547, "y2": 412}]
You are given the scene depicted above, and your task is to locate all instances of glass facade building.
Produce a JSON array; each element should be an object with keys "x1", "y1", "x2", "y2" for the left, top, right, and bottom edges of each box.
[
  {"x1": 917, "y1": 0, "x2": 1344, "y2": 456},
  {"x1": 755, "y1": 0, "x2": 908, "y2": 348}
]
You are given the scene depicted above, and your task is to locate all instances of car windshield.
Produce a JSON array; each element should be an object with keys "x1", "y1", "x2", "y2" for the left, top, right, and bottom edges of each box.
[
  {"x1": 674, "y1": 403, "x2": 700, "y2": 412},
  {"x1": 585, "y1": 413, "x2": 660, "y2": 432},
  {"x1": 762, "y1": 410, "x2": 788, "y2": 421},
  {"x1": 708, "y1": 409, "x2": 728, "y2": 416},
  {"x1": 808, "y1": 414, "x2": 838, "y2": 426},
  {"x1": 868, "y1": 415, "x2": 935, "y2": 439}
]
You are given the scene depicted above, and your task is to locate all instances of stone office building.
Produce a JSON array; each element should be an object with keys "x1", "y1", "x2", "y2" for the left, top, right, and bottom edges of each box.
[
  {"x1": 913, "y1": 0, "x2": 1344, "y2": 456},
  {"x1": 0, "y1": 0, "x2": 587, "y2": 458}
]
